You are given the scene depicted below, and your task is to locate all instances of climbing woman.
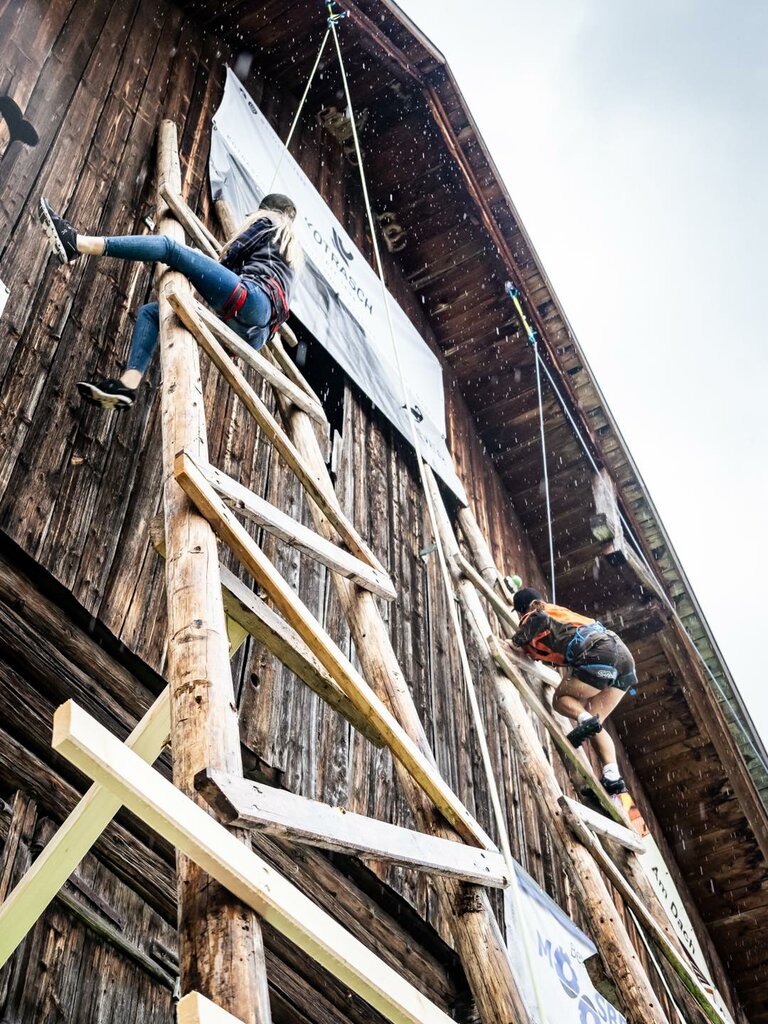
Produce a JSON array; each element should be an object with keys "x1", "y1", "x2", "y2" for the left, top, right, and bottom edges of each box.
[
  {"x1": 38, "y1": 193, "x2": 303, "y2": 409},
  {"x1": 505, "y1": 587, "x2": 638, "y2": 795}
]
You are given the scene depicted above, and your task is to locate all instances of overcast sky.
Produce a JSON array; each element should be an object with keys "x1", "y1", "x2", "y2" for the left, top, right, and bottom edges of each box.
[{"x1": 396, "y1": 0, "x2": 768, "y2": 744}]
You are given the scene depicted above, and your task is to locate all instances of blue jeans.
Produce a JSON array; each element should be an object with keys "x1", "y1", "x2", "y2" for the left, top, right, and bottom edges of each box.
[{"x1": 102, "y1": 235, "x2": 272, "y2": 374}]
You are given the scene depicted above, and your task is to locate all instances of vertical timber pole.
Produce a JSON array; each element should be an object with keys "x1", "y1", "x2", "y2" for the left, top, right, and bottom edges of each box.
[
  {"x1": 276, "y1": 397, "x2": 531, "y2": 1024},
  {"x1": 157, "y1": 121, "x2": 271, "y2": 1023}
]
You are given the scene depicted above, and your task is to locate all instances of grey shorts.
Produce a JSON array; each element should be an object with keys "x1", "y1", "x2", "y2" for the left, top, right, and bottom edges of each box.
[{"x1": 572, "y1": 634, "x2": 637, "y2": 692}]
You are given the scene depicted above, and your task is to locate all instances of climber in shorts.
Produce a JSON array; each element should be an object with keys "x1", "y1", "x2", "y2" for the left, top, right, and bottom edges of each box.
[{"x1": 506, "y1": 588, "x2": 637, "y2": 795}]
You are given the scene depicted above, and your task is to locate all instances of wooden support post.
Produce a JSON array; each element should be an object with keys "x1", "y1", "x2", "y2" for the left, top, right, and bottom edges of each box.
[
  {"x1": 0, "y1": 689, "x2": 170, "y2": 967},
  {"x1": 168, "y1": 286, "x2": 387, "y2": 577},
  {"x1": 199, "y1": 772, "x2": 510, "y2": 887},
  {"x1": 53, "y1": 701, "x2": 457, "y2": 1024},
  {"x1": 198, "y1": 456, "x2": 396, "y2": 600},
  {"x1": 276, "y1": 397, "x2": 532, "y2": 1024},
  {"x1": 174, "y1": 450, "x2": 493, "y2": 850},
  {"x1": 423, "y1": 466, "x2": 669, "y2": 1024},
  {"x1": 156, "y1": 120, "x2": 271, "y2": 1023}
]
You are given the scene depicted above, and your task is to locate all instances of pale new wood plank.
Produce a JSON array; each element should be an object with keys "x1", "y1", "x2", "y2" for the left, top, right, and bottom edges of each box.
[
  {"x1": 52, "y1": 701, "x2": 457, "y2": 1024},
  {"x1": 0, "y1": 688, "x2": 170, "y2": 967},
  {"x1": 200, "y1": 456, "x2": 395, "y2": 601},
  {"x1": 199, "y1": 771, "x2": 510, "y2": 888},
  {"x1": 193, "y1": 301, "x2": 327, "y2": 426},
  {"x1": 167, "y1": 287, "x2": 387, "y2": 577},
  {"x1": 174, "y1": 450, "x2": 494, "y2": 850},
  {"x1": 178, "y1": 992, "x2": 244, "y2": 1024}
]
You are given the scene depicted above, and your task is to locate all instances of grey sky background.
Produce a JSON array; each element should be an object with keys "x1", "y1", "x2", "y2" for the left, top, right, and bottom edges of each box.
[{"x1": 396, "y1": 0, "x2": 768, "y2": 743}]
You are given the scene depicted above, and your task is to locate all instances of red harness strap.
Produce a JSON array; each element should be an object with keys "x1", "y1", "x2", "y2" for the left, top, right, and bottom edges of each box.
[{"x1": 219, "y1": 281, "x2": 249, "y2": 321}]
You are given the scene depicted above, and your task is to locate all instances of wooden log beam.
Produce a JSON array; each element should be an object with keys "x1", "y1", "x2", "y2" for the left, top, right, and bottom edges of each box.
[
  {"x1": 167, "y1": 286, "x2": 386, "y2": 577},
  {"x1": 219, "y1": 567, "x2": 385, "y2": 748},
  {"x1": 423, "y1": 466, "x2": 669, "y2": 1024},
  {"x1": 192, "y1": 301, "x2": 327, "y2": 426},
  {"x1": 199, "y1": 456, "x2": 396, "y2": 600},
  {"x1": 0, "y1": 689, "x2": 170, "y2": 967},
  {"x1": 160, "y1": 183, "x2": 222, "y2": 258},
  {"x1": 199, "y1": 771, "x2": 510, "y2": 888},
  {"x1": 156, "y1": 119, "x2": 271, "y2": 1023},
  {"x1": 276, "y1": 398, "x2": 532, "y2": 1024},
  {"x1": 174, "y1": 450, "x2": 493, "y2": 850},
  {"x1": 53, "y1": 701, "x2": 457, "y2": 1024}
]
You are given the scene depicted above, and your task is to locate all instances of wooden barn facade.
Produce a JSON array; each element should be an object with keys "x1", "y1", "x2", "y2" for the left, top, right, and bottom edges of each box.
[{"x1": 0, "y1": 1, "x2": 766, "y2": 1022}]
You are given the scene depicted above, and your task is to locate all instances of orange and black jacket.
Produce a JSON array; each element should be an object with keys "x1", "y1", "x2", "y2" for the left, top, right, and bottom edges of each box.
[{"x1": 511, "y1": 602, "x2": 607, "y2": 666}]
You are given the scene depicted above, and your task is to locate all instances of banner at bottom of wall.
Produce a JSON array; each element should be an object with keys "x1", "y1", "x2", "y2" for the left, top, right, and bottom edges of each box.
[{"x1": 505, "y1": 867, "x2": 627, "y2": 1024}]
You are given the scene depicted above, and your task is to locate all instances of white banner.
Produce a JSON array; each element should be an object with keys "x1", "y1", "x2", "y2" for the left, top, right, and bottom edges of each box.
[
  {"x1": 639, "y1": 837, "x2": 735, "y2": 1024},
  {"x1": 506, "y1": 868, "x2": 627, "y2": 1024},
  {"x1": 210, "y1": 68, "x2": 466, "y2": 502}
]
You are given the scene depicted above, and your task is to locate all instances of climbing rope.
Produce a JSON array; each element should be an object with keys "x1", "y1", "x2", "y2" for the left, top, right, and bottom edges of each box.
[
  {"x1": 504, "y1": 284, "x2": 768, "y2": 774},
  {"x1": 505, "y1": 282, "x2": 556, "y2": 602},
  {"x1": 324, "y1": 9, "x2": 549, "y2": 1021},
  {"x1": 267, "y1": 26, "x2": 332, "y2": 194}
]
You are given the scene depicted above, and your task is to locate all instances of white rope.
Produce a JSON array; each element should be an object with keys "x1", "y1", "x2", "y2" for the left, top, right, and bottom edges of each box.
[
  {"x1": 327, "y1": 14, "x2": 549, "y2": 1023},
  {"x1": 268, "y1": 28, "x2": 331, "y2": 195},
  {"x1": 533, "y1": 341, "x2": 556, "y2": 601}
]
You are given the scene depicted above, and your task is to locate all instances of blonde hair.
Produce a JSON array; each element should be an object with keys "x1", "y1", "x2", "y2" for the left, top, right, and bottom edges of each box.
[{"x1": 223, "y1": 208, "x2": 304, "y2": 272}]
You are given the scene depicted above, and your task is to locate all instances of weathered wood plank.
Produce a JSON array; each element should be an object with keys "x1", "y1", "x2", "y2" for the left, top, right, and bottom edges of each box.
[
  {"x1": 199, "y1": 771, "x2": 509, "y2": 887},
  {"x1": 198, "y1": 457, "x2": 395, "y2": 600},
  {"x1": 562, "y1": 796, "x2": 646, "y2": 854},
  {"x1": 53, "y1": 700, "x2": 457, "y2": 1024}
]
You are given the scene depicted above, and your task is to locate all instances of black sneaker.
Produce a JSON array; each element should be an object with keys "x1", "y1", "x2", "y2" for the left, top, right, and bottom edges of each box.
[
  {"x1": 77, "y1": 378, "x2": 136, "y2": 410},
  {"x1": 567, "y1": 715, "x2": 602, "y2": 748},
  {"x1": 601, "y1": 775, "x2": 628, "y2": 795},
  {"x1": 39, "y1": 197, "x2": 80, "y2": 264}
]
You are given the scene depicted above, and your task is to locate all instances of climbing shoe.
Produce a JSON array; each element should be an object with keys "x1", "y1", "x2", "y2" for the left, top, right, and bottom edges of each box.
[
  {"x1": 39, "y1": 198, "x2": 80, "y2": 264},
  {"x1": 77, "y1": 378, "x2": 136, "y2": 410},
  {"x1": 601, "y1": 775, "x2": 628, "y2": 796},
  {"x1": 566, "y1": 715, "x2": 602, "y2": 748}
]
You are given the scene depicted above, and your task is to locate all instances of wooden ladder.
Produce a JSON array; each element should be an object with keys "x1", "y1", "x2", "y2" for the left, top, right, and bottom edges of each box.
[{"x1": 0, "y1": 119, "x2": 729, "y2": 1024}]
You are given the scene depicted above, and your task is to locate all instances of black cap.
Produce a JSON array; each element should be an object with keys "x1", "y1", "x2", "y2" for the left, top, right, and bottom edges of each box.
[
  {"x1": 513, "y1": 587, "x2": 543, "y2": 616},
  {"x1": 259, "y1": 193, "x2": 297, "y2": 219}
]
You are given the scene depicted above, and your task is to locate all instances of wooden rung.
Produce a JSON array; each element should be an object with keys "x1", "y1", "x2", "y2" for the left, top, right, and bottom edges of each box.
[
  {"x1": 562, "y1": 796, "x2": 646, "y2": 854},
  {"x1": 53, "y1": 701, "x2": 457, "y2": 1024},
  {"x1": 198, "y1": 456, "x2": 395, "y2": 601},
  {"x1": 178, "y1": 993, "x2": 244, "y2": 1024},
  {"x1": 0, "y1": 689, "x2": 170, "y2": 968},
  {"x1": 489, "y1": 637, "x2": 632, "y2": 829},
  {"x1": 199, "y1": 771, "x2": 510, "y2": 887},
  {"x1": 279, "y1": 321, "x2": 299, "y2": 348},
  {"x1": 174, "y1": 450, "x2": 495, "y2": 851},
  {"x1": 148, "y1": 515, "x2": 385, "y2": 746},
  {"x1": 167, "y1": 288, "x2": 387, "y2": 577},
  {"x1": 219, "y1": 566, "x2": 385, "y2": 748},
  {"x1": 159, "y1": 184, "x2": 222, "y2": 259},
  {"x1": 193, "y1": 301, "x2": 327, "y2": 426}
]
